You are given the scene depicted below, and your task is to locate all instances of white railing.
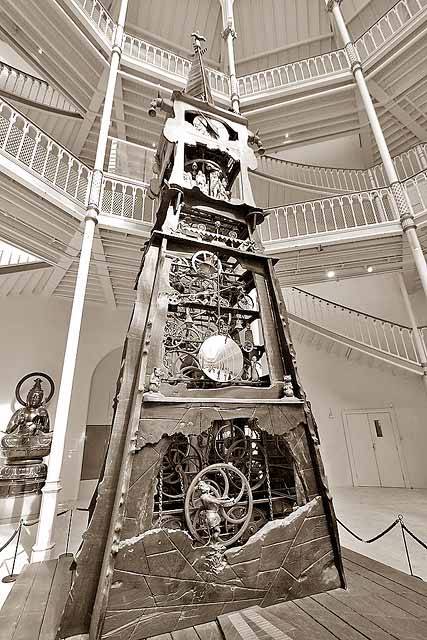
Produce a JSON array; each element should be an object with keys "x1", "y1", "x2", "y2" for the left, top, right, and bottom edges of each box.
[
  {"x1": 404, "y1": 169, "x2": 427, "y2": 215},
  {"x1": 0, "y1": 242, "x2": 38, "y2": 266},
  {"x1": 73, "y1": 0, "x2": 115, "y2": 43},
  {"x1": 0, "y1": 62, "x2": 78, "y2": 114},
  {"x1": 356, "y1": 0, "x2": 427, "y2": 62},
  {"x1": 285, "y1": 287, "x2": 422, "y2": 366},
  {"x1": 100, "y1": 176, "x2": 155, "y2": 224},
  {"x1": 0, "y1": 99, "x2": 90, "y2": 204},
  {"x1": 256, "y1": 156, "x2": 372, "y2": 193},
  {"x1": 256, "y1": 144, "x2": 427, "y2": 195},
  {"x1": 122, "y1": 34, "x2": 230, "y2": 96},
  {"x1": 238, "y1": 50, "x2": 349, "y2": 98},
  {"x1": 70, "y1": 0, "x2": 427, "y2": 105},
  {"x1": 260, "y1": 189, "x2": 396, "y2": 243}
]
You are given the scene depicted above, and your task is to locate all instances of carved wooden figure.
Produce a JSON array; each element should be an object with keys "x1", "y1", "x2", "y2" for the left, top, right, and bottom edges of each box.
[{"x1": 59, "y1": 36, "x2": 344, "y2": 640}]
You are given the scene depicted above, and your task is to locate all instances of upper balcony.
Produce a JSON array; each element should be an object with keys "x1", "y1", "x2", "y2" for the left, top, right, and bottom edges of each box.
[{"x1": 1, "y1": 0, "x2": 425, "y2": 164}]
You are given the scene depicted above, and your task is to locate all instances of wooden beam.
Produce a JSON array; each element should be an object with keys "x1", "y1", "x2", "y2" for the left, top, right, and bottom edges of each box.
[
  {"x1": 42, "y1": 225, "x2": 83, "y2": 296},
  {"x1": 368, "y1": 79, "x2": 427, "y2": 142}
]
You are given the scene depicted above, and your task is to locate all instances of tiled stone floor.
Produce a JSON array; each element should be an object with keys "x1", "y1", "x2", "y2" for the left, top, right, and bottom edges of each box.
[{"x1": 1, "y1": 487, "x2": 426, "y2": 611}]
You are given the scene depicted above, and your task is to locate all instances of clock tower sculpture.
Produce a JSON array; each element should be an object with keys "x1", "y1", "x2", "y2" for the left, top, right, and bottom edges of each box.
[{"x1": 60, "y1": 35, "x2": 344, "y2": 640}]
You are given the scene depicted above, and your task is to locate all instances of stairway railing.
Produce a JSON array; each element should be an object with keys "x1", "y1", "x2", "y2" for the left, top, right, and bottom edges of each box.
[
  {"x1": 256, "y1": 143, "x2": 427, "y2": 194},
  {"x1": 285, "y1": 287, "x2": 423, "y2": 367},
  {"x1": 0, "y1": 62, "x2": 79, "y2": 114},
  {"x1": 356, "y1": 0, "x2": 427, "y2": 62},
  {"x1": 260, "y1": 188, "x2": 397, "y2": 243},
  {"x1": 73, "y1": 0, "x2": 115, "y2": 43}
]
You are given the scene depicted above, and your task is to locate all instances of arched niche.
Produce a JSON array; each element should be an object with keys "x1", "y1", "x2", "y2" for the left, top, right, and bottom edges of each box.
[{"x1": 78, "y1": 347, "x2": 121, "y2": 502}]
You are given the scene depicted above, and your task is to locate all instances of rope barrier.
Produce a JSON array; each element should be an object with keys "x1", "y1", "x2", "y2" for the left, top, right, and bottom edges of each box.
[
  {"x1": 336, "y1": 517, "x2": 400, "y2": 543},
  {"x1": 337, "y1": 513, "x2": 427, "y2": 581},
  {"x1": 0, "y1": 525, "x2": 19, "y2": 554}
]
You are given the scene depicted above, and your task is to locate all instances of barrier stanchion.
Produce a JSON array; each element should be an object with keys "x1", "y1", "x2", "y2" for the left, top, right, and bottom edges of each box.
[{"x1": 1, "y1": 519, "x2": 23, "y2": 583}]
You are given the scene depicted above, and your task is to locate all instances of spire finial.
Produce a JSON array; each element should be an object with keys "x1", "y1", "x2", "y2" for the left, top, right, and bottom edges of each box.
[{"x1": 185, "y1": 33, "x2": 214, "y2": 105}]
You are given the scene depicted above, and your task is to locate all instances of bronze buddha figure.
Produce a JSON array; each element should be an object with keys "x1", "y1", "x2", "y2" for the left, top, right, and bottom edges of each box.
[{"x1": 0, "y1": 373, "x2": 54, "y2": 496}]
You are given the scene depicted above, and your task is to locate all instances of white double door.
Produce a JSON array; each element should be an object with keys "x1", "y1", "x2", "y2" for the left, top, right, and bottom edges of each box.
[{"x1": 344, "y1": 410, "x2": 405, "y2": 487}]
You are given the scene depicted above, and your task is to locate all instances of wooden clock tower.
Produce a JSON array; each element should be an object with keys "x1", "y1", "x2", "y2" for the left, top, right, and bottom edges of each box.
[{"x1": 60, "y1": 35, "x2": 344, "y2": 640}]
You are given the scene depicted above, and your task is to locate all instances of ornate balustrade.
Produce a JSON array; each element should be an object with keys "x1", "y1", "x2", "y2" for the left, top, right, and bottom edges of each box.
[
  {"x1": 260, "y1": 189, "x2": 396, "y2": 243},
  {"x1": 0, "y1": 99, "x2": 90, "y2": 204},
  {"x1": 238, "y1": 50, "x2": 349, "y2": 98},
  {"x1": 285, "y1": 287, "x2": 422, "y2": 366},
  {"x1": 73, "y1": 0, "x2": 115, "y2": 42},
  {"x1": 256, "y1": 156, "x2": 371, "y2": 193},
  {"x1": 99, "y1": 175, "x2": 155, "y2": 223},
  {"x1": 0, "y1": 62, "x2": 79, "y2": 114},
  {"x1": 256, "y1": 144, "x2": 427, "y2": 194},
  {"x1": 356, "y1": 0, "x2": 427, "y2": 62},
  {"x1": 69, "y1": 0, "x2": 427, "y2": 103},
  {"x1": 122, "y1": 34, "x2": 230, "y2": 96}
]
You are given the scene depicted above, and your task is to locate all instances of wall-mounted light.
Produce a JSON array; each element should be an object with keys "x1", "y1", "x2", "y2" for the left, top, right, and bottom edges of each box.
[
  {"x1": 326, "y1": 270, "x2": 336, "y2": 279},
  {"x1": 367, "y1": 266, "x2": 374, "y2": 273}
]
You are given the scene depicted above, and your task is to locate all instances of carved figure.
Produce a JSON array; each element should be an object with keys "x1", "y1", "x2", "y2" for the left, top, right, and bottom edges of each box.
[
  {"x1": 149, "y1": 368, "x2": 163, "y2": 393},
  {"x1": 250, "y1": 355, "x2": 260, "y2": 382},
  {"x1": 197, "y1": 479, "x2": 233, "y2": 543},
  {"x1": 196, "y1": 169, "x2": 208, "y2": 194},
  {"x1": 209, "y1": 170, "x2": 221, "y2": 199},
  {"x1": 283, "y1": 375, "x2": 295, "y2": 398}
]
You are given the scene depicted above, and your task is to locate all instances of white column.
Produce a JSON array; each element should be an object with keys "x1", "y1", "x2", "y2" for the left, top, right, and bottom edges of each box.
[
  {"x1": 326, "y1": 0, "x2": 427, "y2": 307},
  {"x1": 397, "y1": 273, "x2": 427, "y2": 391},
  {"x1": 31, "y1": 0, "x2": 129, "y2": 563},
  {"x1": 220, "y1": 0, "x2": 240, "y2": 113}
]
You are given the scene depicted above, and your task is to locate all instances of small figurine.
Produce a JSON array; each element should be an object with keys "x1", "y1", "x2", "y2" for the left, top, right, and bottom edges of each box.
[
  {"x1": 250, "y1": 355, "x2": 260, "y2": 382},
  {"x1": 209, "y1": 170, "x2": 221, "y2": 199},
  {"x1": 149, "y1": 367, "x2": 163, "y2": 393},
  {"x1": 196, "y1": 169, "x2": 208, "y2": 194},
  {"x1": 197, "y1": 480, "x2": 233, "y2": 544},
  {"x1": 284, "y1": 375, "x2": 295, "y2": 398}
]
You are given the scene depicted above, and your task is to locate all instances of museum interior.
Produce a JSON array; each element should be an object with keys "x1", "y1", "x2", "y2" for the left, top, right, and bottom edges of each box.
[{"x1": 1, "y1": 0, "x2": 427, "y2": 638}]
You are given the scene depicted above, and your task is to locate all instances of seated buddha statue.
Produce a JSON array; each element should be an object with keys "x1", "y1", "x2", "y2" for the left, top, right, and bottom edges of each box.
[{"x1": 1, "y1": 377, "x2": 52, "y2": 461}]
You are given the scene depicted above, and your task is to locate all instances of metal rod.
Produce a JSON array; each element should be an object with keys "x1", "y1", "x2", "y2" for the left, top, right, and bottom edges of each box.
[{"x1": 2, "y1": 520, "x2": 22, "y2": 583}]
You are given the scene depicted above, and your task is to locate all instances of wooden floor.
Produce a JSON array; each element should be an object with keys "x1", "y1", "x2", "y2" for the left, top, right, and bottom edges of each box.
[{"x1": 1, "y1": 549, "x2": 427, "y2": 640}]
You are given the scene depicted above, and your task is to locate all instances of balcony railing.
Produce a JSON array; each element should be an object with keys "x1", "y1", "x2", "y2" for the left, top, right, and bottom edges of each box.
[
  {"x1": 122, "y1": 34, "x2": 230, "y2": 96},
  {"x1": 0, "y1": 62, "x2": 79, "y2": 115},
  {"x1": 259, "y1": 189, "x2": 397, "y2": 243},
  {"x1": 69, "y1": 0, "x2": 427, "y2": 105},
  {"x1": 238, "y1": 50, "x2": 349, "y2": 98},
  {"x1": 73, "y1": 0, "x2": 115, "y2": 43},
  {"x1": 0, "y1": 99, "x2": 90, "y2": 204},
  {"x1": 0, "y1": 242, "x2": 39, "y2": 266},
  {"x1": 356, "y1": 0, "x2": 427, "y2": 62},
  {"x1": 285, "y1": 287, "x2": 422, "y2": 367},
  {"x1": 99, "y1": 175, "x2": 156, "y2": 224}
]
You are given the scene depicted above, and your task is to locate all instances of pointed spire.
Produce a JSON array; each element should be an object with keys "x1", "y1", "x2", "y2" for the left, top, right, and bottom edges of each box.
[{"x1": 185, "y1": 33, "x2": 214, "y2": 105}]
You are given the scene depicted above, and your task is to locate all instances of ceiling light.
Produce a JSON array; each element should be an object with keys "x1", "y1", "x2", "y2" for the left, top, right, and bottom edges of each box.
[
  {"x1": 37, "y1": 47, "x2": 43, "y2": 55},
  {"x1": 152, "y1": 142, "x2": 156, "y2": 148},
  {"x1": 367, "y1": 266, "x2": 374, "y2": 273},
  {"x1": 326, "y1": 270, "x2": 336, "y2": 279},
  {"x1": 284, "y1": 133, "x2": 289, "y2": 139}
]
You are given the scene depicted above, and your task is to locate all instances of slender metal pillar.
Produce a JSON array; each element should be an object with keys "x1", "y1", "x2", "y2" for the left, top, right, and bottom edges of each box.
[
  {"x1": 220, "y1": 0, "x2": 240, "y2": 113},
  {"x1": 32, "y1": 0, "x2": 129, "y2": 563},
  {"x1": 397, "y1": 273, "x2": 427, "y2": 391},
  {"x1": 326, "y1": 0, "x2": 427, "y2": 307}
]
